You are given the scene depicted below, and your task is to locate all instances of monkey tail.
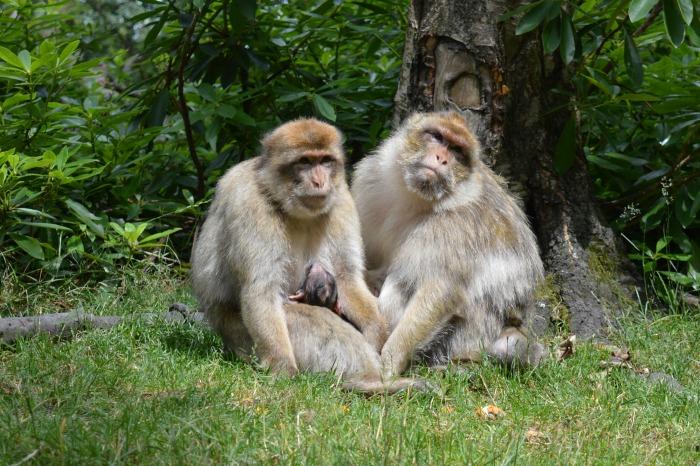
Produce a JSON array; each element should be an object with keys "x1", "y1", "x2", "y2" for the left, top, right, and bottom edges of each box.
[{"x1": 342, "y1": 377, "x2": 438, "y2": 395}]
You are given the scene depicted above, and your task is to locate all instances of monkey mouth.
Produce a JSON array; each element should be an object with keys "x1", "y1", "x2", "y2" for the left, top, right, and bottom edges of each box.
[
  {"x1": 406, "y1": 166, "x2": 451, "y2": 201},
  {"x1": 415, "y1": 164, "x2": 447, "y2": 184},
  {"x1": 299, "y1": 194, "x2": 329, "y2": 210}
]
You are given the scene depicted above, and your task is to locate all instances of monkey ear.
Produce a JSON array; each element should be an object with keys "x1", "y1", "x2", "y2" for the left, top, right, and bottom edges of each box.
[{"x1": 261, "y1": 128, "x2": 279, "y2": 156}]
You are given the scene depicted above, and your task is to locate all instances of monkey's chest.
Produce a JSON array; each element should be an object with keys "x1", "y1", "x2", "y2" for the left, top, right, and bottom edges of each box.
[
  {"x1": 374, "y1": 209, "x2": 424, "y2": 266},
  {"x1": 284, "y1": 228, "x2": 326, "y2": 292}
]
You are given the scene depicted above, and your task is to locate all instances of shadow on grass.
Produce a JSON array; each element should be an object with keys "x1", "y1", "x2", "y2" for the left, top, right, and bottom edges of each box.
[{"x1": 160, "y1": 323, "x2": 223, "y2": 360}]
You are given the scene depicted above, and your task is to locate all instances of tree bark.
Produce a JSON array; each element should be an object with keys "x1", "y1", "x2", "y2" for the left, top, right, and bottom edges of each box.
[{"x1": 394, "y1": 0, "x2": 630, "y2": 339}]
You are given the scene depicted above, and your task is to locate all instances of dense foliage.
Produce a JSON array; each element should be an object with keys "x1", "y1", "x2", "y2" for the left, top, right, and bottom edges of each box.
[
  {"x1": 512, "y1": 0, "x2": 699, "y2": 306},
  {"x1": 0, "y1": 0, "x2": 404, "y2": 278},
  {"x1": 0, "y1": 0, "x2": 697, "y2": 308}
]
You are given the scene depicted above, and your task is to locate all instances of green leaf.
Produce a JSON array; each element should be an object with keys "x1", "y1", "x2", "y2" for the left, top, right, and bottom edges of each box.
[
  {"x1": 623, "y1": 29, "x2": 643, "y2": 88},
  {"x1": 635, "y1": 167, "x2": 670, "y2": 184},
  {"x1": 141, "y1": 227, "x2": 182, "y2": 244},
  {"x1": 15, "y1": 208, "x2": 55, "y2": 219},
  {"x1": 629, "y1": 0, "x2": 658, "y2": 22},
  {"x1": 587, "y1": 155, "x2": 625, "y2": 172},
  {"x1": 689, "y1": 182, "x2": 700, "y2": 219},
  {"x1": 605, "y1": 152, "x2": 648, "y2": 166},
  {"x1": 14, "y1": 236, "x2": 45, "y2": 260},
  {"x1": 676, "y1": 0, "x2": 693, "y2": 25},
  {"x1": 0, "y1": 46, "x2": 23, "y2": 69},
  {"x1": 515, "y1": 1, "x2": 550, "y2": 35},
  {"x1": 560, "y1": 15, "x2": 576, "y2": 64},
  {"x1": 277, "y1": 91, "x2": 309, "y2": 103},
  {"x1": 656, "y1": 237, "x2": 669, "y2": 252},
  {"x1": 674, "y1": 186, "x2": 694, "y2": 228},
  {"x1": 58, "y1": 40, "x2": 80, "y2": 64},
  {"x1": 312, "y1": 94, "x2": 336, "y2": 122},
  {"x1": 145, "y1": 9, "x2": 169, "y2": 44},
  {"x1": 670, "y1": 218, "x2": 691, "y2": 251},
  {"x1": 66, "y1": 236, "x2": 84, "y2": 254},
  {"x1": 216, "y1": 104, "x2": 238, "y2": 118},
  {"x1": 229, "y1": 0, "x2": 257, "y2": 29},
  {"x1": 66, "y1": 199, "x2": 105, "y2": 238},
  {"x1": 542, "y1": 17, "x2": 561, "y2": 54},
  {"x1": 146, "y1": 88, "x2": 170, "y2": 127},
  {"x1": 499, "y1": 3, "x2": 535, "y2": 22},
  {"x1": 641, "y1": 198, "x2": 666, "y2": 229},
  {"x1": 663, "y1": 0, "x2": 685, "y2": 46},
  {"x1": 230, "y1": 110, "x2": 256, "y2": 126},
  {"x1": 19, "y1": 222, "x2": 72, "y2": 232},
  {"x1": 110, "y1": 222, "x2": 125, "y2": 236},
  {"x1": 17, "y1": 50, "x2": 31, "y2": 73},
  {"x1": 554, "y1": 117, "x2": 576, "y2": 175}
]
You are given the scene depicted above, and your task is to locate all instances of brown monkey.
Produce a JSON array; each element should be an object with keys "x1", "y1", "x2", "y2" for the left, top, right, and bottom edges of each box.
[
  {"x1": 289, "y1": 262, "x2": 341, "y2": 315},
  {"x1": 191, "y1": 118, "x2": 426, "y2": 393},
  {"x1": 351, "y1": 111, "x2": 545, "y2": 377}
]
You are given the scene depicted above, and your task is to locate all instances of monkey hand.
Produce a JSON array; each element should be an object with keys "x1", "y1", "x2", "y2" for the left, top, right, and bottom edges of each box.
[
  {"x1": 288, "y1": 290, "x2": 305, "y2": 302},
  {"x1": 379, "y1": 341, "x2": 412, "y2": 379},
  {"x1": 359, "y1": 318, "x2": 389, "y2": 353},
  {"x1": 261, "y1": 352, "x2": 299, "y2": 377}
]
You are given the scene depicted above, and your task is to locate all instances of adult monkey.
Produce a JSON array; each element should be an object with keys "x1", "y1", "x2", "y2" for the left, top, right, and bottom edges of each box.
[
  {"x1": 351, "y1": 112, "x2": 545, "y2": 378},
  {"x1": 191, "y1": 118, "x2": 426, "y2": 393}
]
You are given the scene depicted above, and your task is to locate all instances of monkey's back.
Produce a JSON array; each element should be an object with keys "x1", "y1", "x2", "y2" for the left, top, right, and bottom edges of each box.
[{"x1": 191, "y1": 158, "x2": 283, "y2": 312}]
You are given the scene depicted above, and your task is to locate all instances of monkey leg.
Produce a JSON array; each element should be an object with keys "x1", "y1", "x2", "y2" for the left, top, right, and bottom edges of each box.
[
  {"x1": 204, "y1": 305, "x2": 255, "y2": 361},
  {"x1": 487, "y1": 327, "x2": 546, "y2": 367},
  {"x1": 442, "y1": 316, "x2": 545, "y2": 368},
  {"x1": 336, "y1": 277, "x2": 389, "y2": 352},
  {"x1": 284, "y1": 303, "x2": 433, "y2": 394}
]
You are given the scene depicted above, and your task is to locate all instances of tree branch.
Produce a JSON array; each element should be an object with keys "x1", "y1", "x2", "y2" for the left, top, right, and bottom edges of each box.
[
  {"x1": 0, "y1": 304, "x2": 205, "y2": 345},
  {"x1": 177, "y1": 10, "x2": 206, "y2": 199}
]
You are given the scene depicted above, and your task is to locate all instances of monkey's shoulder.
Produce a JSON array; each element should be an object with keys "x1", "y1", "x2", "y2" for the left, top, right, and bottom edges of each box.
[
  {"x1": 213, "y1": 158, "x2": 269, "y2": 209},
  {"x1": 215, "y1": 158, "x2": 259, "y2": 191}
]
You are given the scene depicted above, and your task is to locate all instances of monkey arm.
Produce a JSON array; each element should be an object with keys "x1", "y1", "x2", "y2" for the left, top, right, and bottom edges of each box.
[
  {"x1": 239, "y1": 280, "x2": 299, "y2": 377},
  {"x1": 380, "y1": 284, "x2": 452, "y2": 378},
  {"x1": 336, "y1": 276, "x2": 389, "y2": 351}
]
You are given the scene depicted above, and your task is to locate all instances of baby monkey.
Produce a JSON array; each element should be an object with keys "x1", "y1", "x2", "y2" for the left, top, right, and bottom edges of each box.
[
  {"x1": 289, "y1": 262, "x2": 365, "y2": 332},
  {"x1": 289, "y1": 262, "x2": 341, "y2": 315}
]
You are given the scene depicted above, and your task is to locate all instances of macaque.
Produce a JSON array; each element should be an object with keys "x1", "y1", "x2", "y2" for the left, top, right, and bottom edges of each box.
[
  {"x1": 289, "y1": 262, "x2": 341, "y2": 315},
  {"x1": 191, "y1": 118, "x2": 426, "y2": 393},
  {"x1": 351, "y1": 111, "x2": 545, "y2": 378}
]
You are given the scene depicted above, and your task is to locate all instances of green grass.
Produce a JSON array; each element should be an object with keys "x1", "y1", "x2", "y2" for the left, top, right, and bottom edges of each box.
[{"x1": 1, "y1": 266, "x2": 699, "y2": 465}]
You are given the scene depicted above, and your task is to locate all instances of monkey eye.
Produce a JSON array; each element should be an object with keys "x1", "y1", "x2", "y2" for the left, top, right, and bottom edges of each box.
[
  {"x1": 426, "y1": 130, "x2": 444, "y2": 144},
  {"x1": 320, "y1": 156, "x2": 335, "y2": 166},
  {"x1": 450, "y1": 146, "x2": 464, "y2": 156},
  {"x1": 297, "y1": 157, "x2": 312, "y2": 166}
]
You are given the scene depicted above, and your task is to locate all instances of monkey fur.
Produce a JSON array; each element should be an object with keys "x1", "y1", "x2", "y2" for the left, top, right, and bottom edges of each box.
[
  {"x1": 351, "y1": 111, "x2": 546, "y2": 377},
  {"x1": 191, "y1": 118, "x2": 427, "y2": 393}
]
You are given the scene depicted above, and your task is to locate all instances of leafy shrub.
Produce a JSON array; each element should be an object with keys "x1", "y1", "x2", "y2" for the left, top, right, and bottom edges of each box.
[{"x1": 0, "y1": 0, "x2": 407, "y2": 277}]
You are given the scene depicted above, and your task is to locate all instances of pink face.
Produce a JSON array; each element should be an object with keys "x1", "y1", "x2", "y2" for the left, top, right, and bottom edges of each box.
[
  {"x1": 289, "y1": 149, "x2": 340, "y2": 213},
  {"x1": 404, "y1": 125, "x2": 473, "y2": 201},
  {"x1": 416, "y1": 130, "x2": 457, "y2": 180}
]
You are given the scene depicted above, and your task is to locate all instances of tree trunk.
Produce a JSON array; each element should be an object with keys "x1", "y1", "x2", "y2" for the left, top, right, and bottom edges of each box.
[{"x1": 394, "y1": 0, "x2": 631, "y2": 339}]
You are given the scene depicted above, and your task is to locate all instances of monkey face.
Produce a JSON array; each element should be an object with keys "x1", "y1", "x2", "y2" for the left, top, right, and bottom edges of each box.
[
  {"x1": 260, "y1": 118, "x2": 346, "y2": 219},
  {"x1": 285, "y1": 152, "x2": 342, "y2": 218},
  {"x1": 401, "y1": 112, "x2": 478, "y2": 202}
]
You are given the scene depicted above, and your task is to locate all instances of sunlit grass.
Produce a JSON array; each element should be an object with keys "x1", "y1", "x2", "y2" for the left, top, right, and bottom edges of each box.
[{"x1": 1, "y1": 266, "x2": 698, "y2": 464}]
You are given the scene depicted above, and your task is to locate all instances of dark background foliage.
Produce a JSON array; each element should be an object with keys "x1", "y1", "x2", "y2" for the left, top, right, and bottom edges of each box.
[{"x1": 0, "y1": 0, "x2": 697, "y2": 309}]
